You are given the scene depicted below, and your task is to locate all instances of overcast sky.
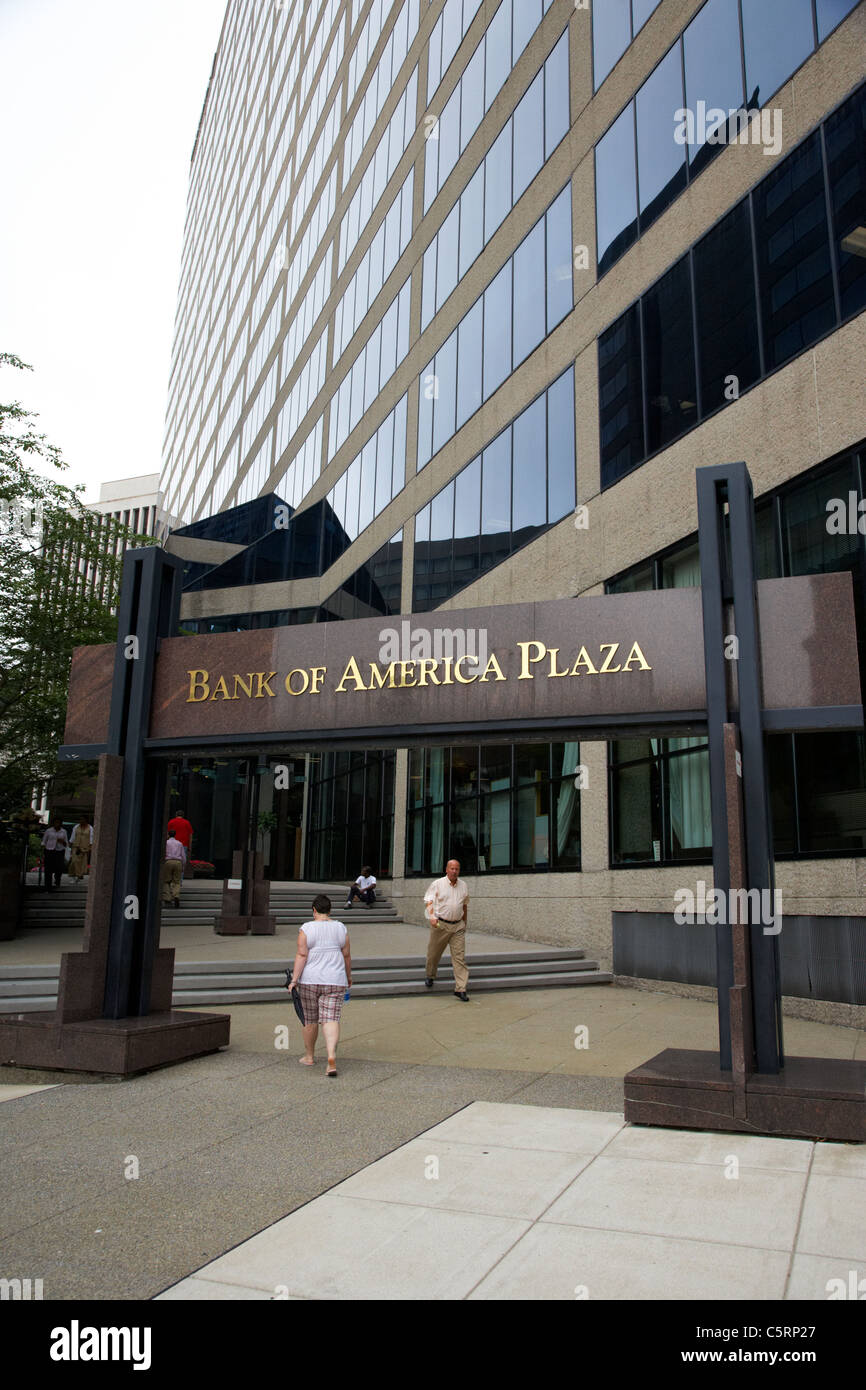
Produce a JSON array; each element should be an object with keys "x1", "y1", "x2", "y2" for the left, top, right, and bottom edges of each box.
[{"x1": 0, "y1": 0, "x2": 227, "y2": 502}]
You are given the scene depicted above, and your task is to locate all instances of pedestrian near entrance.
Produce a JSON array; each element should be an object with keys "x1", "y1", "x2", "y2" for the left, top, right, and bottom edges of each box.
[
  {"x1": 41, "y1": 817, "x2": 69, "y2": 890},
  {"x1": 68, "y1": 816, "x2": 93, "y2": 881},
  {"x1": 161, "y1": 834, "x2": 186, "y2": 907},
  {"x1": 344, "y1": 866, "x2": 376, "y2": 908},
  {"x1": 423, "y1": 859, "x2": 470, "y2": 1000},
  {"x1": 288, "y1": 894, "x2": 351, "y2": 1077},
  {"x1": 167, "y1": 810, "x2": 193, "y2": 878}
]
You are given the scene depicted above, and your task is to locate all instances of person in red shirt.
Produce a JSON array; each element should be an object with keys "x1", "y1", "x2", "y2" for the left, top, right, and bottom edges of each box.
[{"x1": 167, "y1": 811, "x2": 193, "y2": 878}]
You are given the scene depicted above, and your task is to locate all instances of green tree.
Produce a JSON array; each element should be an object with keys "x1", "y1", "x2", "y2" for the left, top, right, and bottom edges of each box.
[{"x1": 0, "y1": 353, "x2": 151, "y2": 848}]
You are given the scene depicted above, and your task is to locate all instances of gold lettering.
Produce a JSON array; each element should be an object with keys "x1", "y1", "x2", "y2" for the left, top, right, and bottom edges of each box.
[
  {"x1": 454, "y1": 654, "x2": 480, "y2": 684},
  {"x1": 598, "y1": 643, "x2": 622, "y2": 674},
  {"x1": 397, "y1": 660, "x2": 417, "y2": 687},
  {"x1": 285, "y1": 668, "x2": 310, "y2": 696},
  {"x1": 232, "y1": 674, "x2": 254, "y2": 699},
  {"x1": 569, "y1": 647, "x2": 599, "y2": 676},
  {"x1": 187, "y1": 670, "x2": 210, "y2": 702},
  {"x1": 368, "y1": 662, "x2": 396, "y2": 689},
  {"x1": 335, "y1": 656, "x2": 367, "y2": 693},
  {"x1": 255, "y1": 671, "x2": 277, "y2": 698},
  {"x1": 310, "y1": 666, "x2": 326, "y2": 694},
  {"x1": 547, "y1": 647, "x2": 569, "y2": 678},
  {"x1": 416, "y1": 658, "x2": 440, "y2": 686},
  {"x1": 622, "y1": 642, "x2": 651, "y2": 672},
  {"x1": 518, "y1": 641, "x2": 547, "y2": 679},
  {"x1": 210, "y1": 675, "x2": 231, "y2": 700},
  {"x1": 440, "y1": 657, "x2": 454, "y2": 685},
  {"x1": 479, "y1": 653, "x2": 506, "y2": 682}
]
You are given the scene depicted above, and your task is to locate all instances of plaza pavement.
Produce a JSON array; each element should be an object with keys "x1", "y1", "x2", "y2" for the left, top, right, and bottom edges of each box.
[{"x1": 0, "y1": 981, "x2": 864, "y2": 1301}]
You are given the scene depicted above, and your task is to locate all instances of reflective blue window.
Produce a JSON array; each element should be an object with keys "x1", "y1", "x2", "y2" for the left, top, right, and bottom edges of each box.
[
  {"x1": 642, "y1": 256, "x2": 697, "y2": 454},
  {"x1": 593, "y1": 0, "x2": 630, "y2": 89},
  {"x1": 513, "y1": 70, "x2": 545, "y2": 202},
  {"x1": 741, "y1": 0, "x2": 814, "y2": 105},
  {"x1": 441, "y1": 0, "x2": 462, "y2": 75},
  {"x1": 694, "y1": 199, "x2": 761, "y2": 417},
  {"x1": 512, "y1": 395, "x2": 546, "y2": 535},
  {"x1": 484, "y1": 124, "x2": 512, "y2": 242},
  {"x1": 461, "y1": 43, "x2": 485, "y2": 149},
  {"x1": 375, "y1": 413, "x2": 394, "y2": 514},
  {"x1": 632, "y1": 0, "x2": 662, "y2": 29},
  {"x1": 417, "y1": 360, "x2": 434, "y2": 468},
  {"x1": 599, "y1": 304, "x2": 644, "y2": 487},
  {"x1": 392, "y1": 395, "x2": 407, "y2": 497},
  {"x1": 432, "y1": 330, "x2": 458, "y2": 455},
  {"x1": 485, "y1": 0, "x2": 512, "y2": 108},
  {"x1": 437, "y1": 203, "x2": 460, "y2": 312},
  {"x1": 513, "y1": 220, "x2": 546, "y2": 367},
  {"x1": 380, "y1": 298, "x2": 398, "y2": 385},
  {"x1": 513, "y1": 0, "x2": 542, "y2": 64},
  {"x1": 546, "y1": 184, "x2": 573, "y2": 330},
  {"x1": 595, "y1": 105, "x2": 637, "y2": 275},
  {"x1": 424, "y1": 134, "x2": 438, "y2": 212},
  {"x1": 421, "y1": 242, "x2": 437, "y2": 331},
  {"x1": 683, "y1": 0, "x2": 744, "y2": 172},
  {"x1": 546, "y1": 368, "x2": 575, "y2": 522},
  {"x1": 825, "y1": 84, "x2": 866, "y2": 320},
  {"x1": 817, "y1": 0, "x2": 860, "y2": 41},
  {"x1": 483, "y1": 259, "x2": 512, "y2": 399},
  {"x1": 754, "y1": 131, "x2": 835, "y2": 370},
  {"x1": 344, "y1": 457, "x2": 361, "y2": 540},
  {"x1": 454, "y1": 455, "x2": 481, "y2": 586},
  {"x1": 438, "y1": 86, "x2": 461, "y2": 188},
  {"x1": 459, "y1": 164, "x2": 485, "y2": 279},
  {"x1": 456, "y1": 298, "x2": 484, "y2": 429},
  {"x1": 636, "y1": 43, "x2": 687, "y2": 231},
  {"x1": 481, "y1": 430, "x2": 511, "y2": 573},
  {"x1": 544, "y1": 29, "x2": 570, "y2": 158},
  {"x1": 359, "y1": 438, "x2": 376, "y2": 533}
]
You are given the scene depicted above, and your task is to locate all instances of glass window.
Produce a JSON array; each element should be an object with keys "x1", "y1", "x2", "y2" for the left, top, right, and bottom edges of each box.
[
  {"x1": 460, "y1": 43, "x2": 485, "y2": 150},
  {"x1": 437, "y1": 203, "x2": 460, "y2": 313},
  {"x1": 642, "y1": 255, "x2": 697, "y2": 454},
  {"x1": 546, "y1": 368, "x2": 575, "y2": 523},
  {"x1": 484, "y1": 123, "x2": 512, "y2": 242},
  {"x1": 344, "y1": 456, "x2": 361, "y2": 540},
  {"x1": 481, "y1": 429, "x2": 512, "y2": 573},
  {"x1": 430, "y1": 478, "x2": 454, "y2": 543},
  {"x1": 632, "y1": 0, "x2": 662, "y2": 29},
  {"x1": 453, "y1": 454, "x2": 481, "y2": 588},
  {"x1": 513, "y1": 70, "x2": 545, "y2": 203},
  {"x1": 364, "y1": 324, "x2": 381, "y2": 412},
  {"x1": 438, "y1": 85, "x2": 461, "y2": 190},
  {"x1": 593, "y1": 0, "x2": 630, "y2": 89},
  {"x1": 417, "y1": 357, "x2": 435, "y2": 468},
  {"x1": 485, "y1": 0, "x2": 512, "y2": 108},
  {"x1": 380, "y1": 297, "x2": 398, "y2": 386},
  {"x1": 636, "y1": 43, "x2": 687, "y2": 231},
  {"x1": 456, "y1": 298, "x2": 484, "y2": 429},
  {"x1": 683, "y1": 0, "x2": 745, "y2": 173},
  {"x1": 795, "y1": 731, "x2": 866, "y2": 852},
  {"x1": 396, "y1": 280, "x2": 410, "y2": 365},
  {"x1": 441, "y1": 0, "x2": 462, "y2": 74},
  {"x1": 595, "y1": 104, "x2": 637, "y2": 276},
  {"x1": 599, "y1": 304, "x2": 645, "y2": 487},
  {"x1": 421, "y1": 241, "x2": 437, "y2": 331},
  {"x1": 375, "y1": 412, "x2": 395, "y2": 514},
  {"x1": 742, "y1": 0, "x2": 814, "y2": 105},
  {"x1": 546, "y1": 184, "x2": 573, "y2": 331},
  {"x1": 459, "y1": 164, "x2": 485, "y2": 279},
  {"x1": 392, "y1": 396, "x2": 407, "y2": 498},
  {"x1": 544, "y1": 30, "x2": 570, "y2": 158},
  {"x1": 513, "y1": 0, "x2": 542, "y2": 63},
  {"x1": 754, "y1": 131, "x2": 835, "y2": 370},
  {"x1": 424, "y1": 129, "x2": 439, "y2": 212},
  {"x1": 816, "y1": 0, "x2": 860, "y2": 41},
  {"x1": 358, "y1": 437, "x2": 376, "y2": 533},
  {"x1": 513, "y1": 219, "x2": 546, "y2": 367},
  {"x1": 512, "y1": 395, "x2": 547, "y2": 535},
  {"x1": 432, "y1": 329, "x2": 458, "y2": 455},
  {"x1": 483, "y1": 259, "x2": 513, "y2": 399},
  {"x1": 694, "y1": 199, "x2": 761, "y2": 417},
  {"x1": 782, "y1": 461, "x2": 860, "y2": 577},
  {"x1": 427, "y1": 14, "x2": 442, "y2": 103},
  {"x1": 825, "y1": 85, "x2": 866, "y2": 321}
]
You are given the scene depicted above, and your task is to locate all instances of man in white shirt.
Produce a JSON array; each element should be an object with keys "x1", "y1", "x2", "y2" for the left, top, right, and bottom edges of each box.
[
  {"x1": 161, "y1": 834, "x2": 187, "y2": 908},
  {"x1": 423, "y1": 858, "x2": 470, "y2": 1000},
  {"x1": 344, "y1": 866, "x2": 376, "y2": 908},
  {"x1": 41, "y1": 817, "x2": 69, "y2": 890}
]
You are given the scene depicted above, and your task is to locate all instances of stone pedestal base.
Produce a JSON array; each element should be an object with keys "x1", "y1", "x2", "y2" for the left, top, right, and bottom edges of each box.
[
  {"x1": 624, "y1": 1048, "x2": 866, "y2": 1142},
  {"x1": 0, "y1": 1009, "x2": 230, "y2": 1077},
  {"x1": 214, "y1": 914, "x2": 277, "y2": 935}
]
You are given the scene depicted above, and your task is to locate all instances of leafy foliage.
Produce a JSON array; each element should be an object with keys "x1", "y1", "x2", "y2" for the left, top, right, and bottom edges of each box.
[{"x1": 0, "y1": 353, "x2": 151, "y2": 846}]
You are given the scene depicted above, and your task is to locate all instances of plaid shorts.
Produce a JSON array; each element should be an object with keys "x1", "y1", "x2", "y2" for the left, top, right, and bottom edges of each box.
[{"x1": 298, "y1": 983, "x2": 345, "y2": 1025}]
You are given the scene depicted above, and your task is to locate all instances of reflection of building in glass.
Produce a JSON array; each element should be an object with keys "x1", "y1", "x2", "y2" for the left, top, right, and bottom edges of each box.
[{"x1": 158, "y1": 0, "x2": 866, "y2": 998}]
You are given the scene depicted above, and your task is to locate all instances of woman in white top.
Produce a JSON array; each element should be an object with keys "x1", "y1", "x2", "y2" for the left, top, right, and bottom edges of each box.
[{"x1": 288, "y1": 893, "x2": 352, "y2": 1077}]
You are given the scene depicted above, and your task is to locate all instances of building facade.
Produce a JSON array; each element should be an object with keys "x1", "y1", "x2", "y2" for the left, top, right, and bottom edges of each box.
[{"x1": 159, "y1": 0, "x2": 866, "y2": 1000}]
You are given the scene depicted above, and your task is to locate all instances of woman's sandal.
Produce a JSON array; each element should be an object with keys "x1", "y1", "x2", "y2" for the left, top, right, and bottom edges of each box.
[{"x1": 326, "y1": 1060, "x2": 338, "y2": 1077}]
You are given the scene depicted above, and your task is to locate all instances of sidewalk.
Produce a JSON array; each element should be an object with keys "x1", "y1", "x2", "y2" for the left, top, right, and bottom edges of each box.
[{"x1": 1, "y1": 984, "x2": 863, "y2": 1301}]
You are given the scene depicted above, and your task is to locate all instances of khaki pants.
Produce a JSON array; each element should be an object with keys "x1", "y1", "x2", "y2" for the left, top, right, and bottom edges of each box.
[
  {"x1": 426, "y1": 919, "x2": 468, "y2": 992},
  {"x1": 161, "y1": 860, "x2": 182, "y2": 902}
]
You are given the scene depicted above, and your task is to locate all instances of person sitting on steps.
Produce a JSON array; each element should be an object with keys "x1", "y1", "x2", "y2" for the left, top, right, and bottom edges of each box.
[{"x1": 344, "y1": 866, "x2": 376, "y2": 909}]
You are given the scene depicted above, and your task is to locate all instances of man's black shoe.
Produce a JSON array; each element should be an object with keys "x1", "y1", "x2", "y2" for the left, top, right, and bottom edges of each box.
[
  {"x1": 454, "y1": 991, "x2": 470, "y2": 1002},
  {"x1": 425, "y1": 977, "x2": 434, "y2": 989}
]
